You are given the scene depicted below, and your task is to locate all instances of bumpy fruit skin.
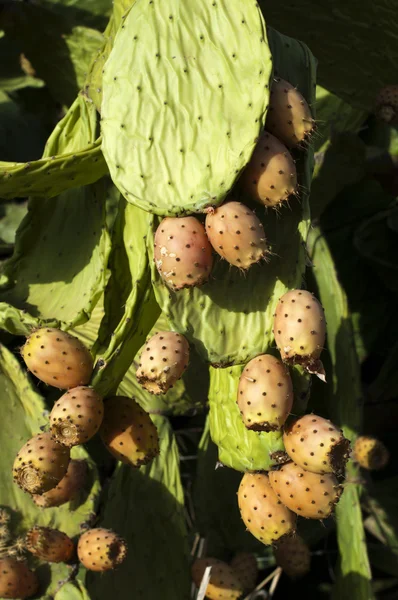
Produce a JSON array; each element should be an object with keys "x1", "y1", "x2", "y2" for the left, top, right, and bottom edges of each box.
[
  {"x1": 205, "y1": 200, "x2": 268, "y2": 269},
  {"x1": 230, "y1": 552, "x2": 258, "y2": 592},
  {"x1": 269, "y1": 462, "x2": 342, "y2": 520},
  {"x1": 25, "y1": 526, "x2": 74, "y2": 563},
  {"x1": 375, "y1": 85, "x2": 398, "y2": 125},
  {"x1": 354, "y1": 436, "x2": 389, "y2": 471},
  {"x1": 273, "y1": 289, "x2": 326, "y2": 379},
  {"x1": 32, "y1": 459, "x2": 87, "y2": 508},
  {"x1": 77, "y1": 528, "x2": 127, "y2": 572},
  {"x1": 283, "y1": 414, "x2": 350, "y2": 475},
  {"x1": 274, "y1": 534, "x2": 311, "y2": 579},
  {"x1": 100, "y1": 396, "x2": 159, "y2": 467},
  {"x1": 154, "y1": 216, "x2": 213, "y2": 290},
  {"x1": 237, "y1": 354, "x2": 293, "y2": 432},
  {"x1": 265, "y1": 78, "x2": 315, "y2": 148},
  {"x1": 0, "y1": 557, "x2": 38, "y2": 599},
  {"x1": 21, "y1": 328, "x2": 93, "y2": 389},
  {"x1": 238, "y1": 472, "x2": 296, "y2": 546},
  {"x1": 240, "y1": 132, "x2": 297, "y2": 207},
  {"x1": 49, "y1": 386, "x2": 104, "y2": 447},
  {"x1": 13, "y1": 432, "x2": 70, "y2": 495},
  {"x1": 136, "y1": 331, "x2": 189, "y2": 394},
  {"x1": 191, "y1": 558, "x2": 244, "y2": 600}
]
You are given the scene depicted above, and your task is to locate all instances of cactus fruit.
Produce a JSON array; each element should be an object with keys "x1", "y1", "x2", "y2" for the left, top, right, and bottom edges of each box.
[
  {"x1": 240, "y1": 132, "x2": 297, "y2": 207},
  {"x1": 268, "y1": 462, "x2": 343, "y2": 520},
  {"x1": 25, "y1": 526, "x2": 74, "y2": 563},
  {"x1": 375, "y1": 85, "x2": 398, "y2": 126},
  {"x1": 265, "y1": 78, "x2": 315, "y2": 148},
  {"x1": 353, "y1": 436, "x2": 390, "y2": 471},
  {"x1": 204, "y1": 200, "x2": 268, "y2": 269},
  {"x1": 283, "y1": 414, "x2": 350, "y2": 475},
  {"x1": 77, "y1": 528, "x2": 127, "y2": 572},
  {"x1": 237, "y1": 472, "x2": 296, "y2": 546},
  {"x1": 274, "y1": 534, "x2": 311, "y2": 579},
  {"x1": 154, "y1": 216, "x2": 213, "y2": 290},
  {"x1": 0, "y1": 557, "x2": 38, "y2": 599},
  {"x1": 273, "y1": 289, "x2": 326, "y2": 380},
  {"x1": 136, "y1": 331, "x2": 189, "y2": 395},
  {"x1": 13, "y1": 432, "x2": 70, "y2": 495},
  {"x1": 191, "y1": 558, "x2": 244, "y2": 600},
  {"x1": 21, "y1": 328, "x2": 93, "y2": 389},
  {"x1": 237, "y1": 354, "x2": 293, "y2": 432},
  {"x1": 230, "y1": 552, "x2": 258, "y2": 592},
  {"x1": 100, "y1": 396, "x2": 159, "y2": 467},
  {"x1": 49, "y1": 386, "x2": 104, "y2": 447},
  {"x1": 32, "y1": 459, "x2": 87, "y2": 508}
]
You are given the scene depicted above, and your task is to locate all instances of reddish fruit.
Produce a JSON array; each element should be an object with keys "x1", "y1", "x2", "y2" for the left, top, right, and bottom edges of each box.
[
  {"x1": 32, "y1": 459, "x2": 87, "y2": 508},
  {"x1": 0, "y1": 557, "x2": 38, "y2": 599},
  {"x1": 25, "y1": 526, "x2": 74, "y2": 563},
  {"x1": 77, "y1": 528, "x2": 127, "y2": 572},
  {"x1": 274, "y1": 534, "x2": 311, "y2": 579},
  {"x1": 230, "y1": 552, "x2": 258, "y2": 592}
]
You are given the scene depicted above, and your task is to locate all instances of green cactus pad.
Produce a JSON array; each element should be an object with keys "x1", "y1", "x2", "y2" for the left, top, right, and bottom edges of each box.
[
  {"x1": 149, "y1": 28, "x2": 316, "y2": 365},
  {"x1": 208, "y1": 365, "x2": 284, "y2": 472},
  {"x1": 0, "y1": 343, "x2": 100, "y2": 596},
  {"x1": 86, "y1": 415, "x2": 190, "y2": 600},
  {"x1": 101, "y1": 0, "x2": 272, "y2": 216}
]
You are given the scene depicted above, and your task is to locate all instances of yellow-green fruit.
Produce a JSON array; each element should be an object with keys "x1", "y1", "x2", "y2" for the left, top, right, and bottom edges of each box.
[
  {"x1": 0, "y1": 557, "x2": 38, "y2": 599},
  {"x1": 240, "y1": 132, "x2": 297, "y2": 207},
  {"x1": 32, "y1": 459, "x2": 87, "y2": 508},
  {"x1": 25, "y1": 526, "x2": 74, "y2": 563},
  {"x1": 77, "y1": 528, "x2": 127, "y2": 572},
  {"x1": 237, "y1": 472, "x2": 296, "y2": 546},
  {"x1": 230, "y1": 552, "x2": 258, "y2": 592},
  {"x1": 50, "y1": 386, "x2": 104, "y2": 447},
  {"x1": 21, "y1": 328, "x2": 93, "y2": 389},
  {"x1": 274, "y1": 534, "x2": 311, "y2": 579},
  {"x1": 13, "y1": 432, "x2": 70, "y2": 495},
  {"x1": 191, "y1": 558, "x2": 244, "y2": 600},
  {"x1": 354, "y1": 436, "x2": 389, "y2": 470},
  {"x1": 266, "y1": 77, "x2": 315, "y2": 148},
  {"x1": 100, "y1": 396, "x2": 159, "y2": 467}
]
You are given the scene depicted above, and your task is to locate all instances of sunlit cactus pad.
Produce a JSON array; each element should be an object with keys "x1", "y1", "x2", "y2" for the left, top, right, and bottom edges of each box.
[{"x1": 101, "y1": 0, "x2": 272, "y2": 216}]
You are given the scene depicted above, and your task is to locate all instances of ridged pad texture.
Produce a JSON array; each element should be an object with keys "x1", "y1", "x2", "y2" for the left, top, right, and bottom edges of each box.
[
  {"x1": 0, "y1": 557, "x2": 38, "y2": 599},
  {"x1": 191, "y1": 558, "x2": 244, "y2": 600},
  {"x1": 101, "y1": 0, "x2": 272, "y2": 215}
]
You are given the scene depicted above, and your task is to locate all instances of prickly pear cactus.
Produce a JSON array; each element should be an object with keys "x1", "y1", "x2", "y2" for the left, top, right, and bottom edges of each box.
[
  {"x1": 149, "y1": 27, "x2": 316, "y2": 365},
  {"x1": 101, "y1": 0, "x2": 272, "y2": 215}
]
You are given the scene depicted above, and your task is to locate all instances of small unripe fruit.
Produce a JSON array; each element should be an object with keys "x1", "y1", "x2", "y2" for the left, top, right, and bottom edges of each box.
[
  {"x1": 274, "y1": 534, "x2": 311, "y2": 579},
  {"x1": 21, "y1": 328, "x2": 93, "y2": 389},
  {"x1": 230, "y1": 552, "x2": 258, "y2": 592},
  {"x1": 191, "y1": 558, "x2": 244, "y2": 600},
  {"x1": 136, "y1": 331, "x2": 189, "y2": 394},
  {"x1": 237, "y1": 354, "x2": 293, "y2": 431},
  {"x1": 32, "y1": 459, "x2": 87, "y2": 508},
  {"x1": 205, "y1": 200, "x2": 268, "y2": 269},
  {"x1": 25, "y1": 526, "x2": 74, "y2": 563},
  {"x1": 154, "y1": 216, "x2": 213, "y2": 290},
  {"x1": 353, "y1": 436, "x2": 389, "y2": 471},
  {"x1": 375, "y1": 85, "x2": 398, "y2": 126},
  {"x1": 13, "y1": 432, "x2": 70, "y2": 495},
  {"x1": 0, "y1": 557, "x2": 38, "y2": 599},
  {"x1": 77, "y1": 528, "x2": 127, "y2": 572}
]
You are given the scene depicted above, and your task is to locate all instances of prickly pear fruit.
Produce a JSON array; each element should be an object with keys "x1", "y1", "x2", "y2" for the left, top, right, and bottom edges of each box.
[
  {"x1": 49, "y1": 386, "x2": 104, "y2": 447},
  {"x1": 0, "y1": 557, "x2": 38, "y2": 599},
  {"x1": 238, "y1": 472, "x2": 296, "y2": 546},
  {"x1": 283, "y1": 414, "x2": 350, "y2": 475},
  {"x1": 77, "y1": 528, "x2": 127, "y2": 572},
  {"x1": 32, "y1": 459, "x2": 87, "y2": 507},
  {"x1": 100, "y1": 396, "x2": 159, "y2": 467},
  {"x1": 269, "y1": 462, "x2": 342, "y2": 520},
  {"x1": 136, "y1": 331, "x2": 189, "y2": 394},
  {"x1": 240, "y1": 132, "x2": 297, "y2": 207},
  {"x1": 204, "y1": 200, "x2": 268, "y2": 269},
  {"x1": 154, "y1": 216, "x2": 213, "y2": 290},
  {"x1": 191, "y1": 558, "x2": 244, "y2": 600},
  {"x1": 375, "y1": 85, "x2": 398, "y2": 125},
  {"x1": 273, "y1": 289, "x2": 326, "y2": 380},
  {"x1": 21, "y1": 328, "x2": 93, "y2": 389},
  {"x1": 25, "y1": 526, "x2": 74, "y2": 563},
  {"x1": 237, "y1": 354, "x2": 293, "y2": 432},
  {"x1": 274, "y1": 534, "x2": 311, "y2": 579},
  {"x1": 353, "y1": 436, "x2": 389, "y2": 471},
  {"x1": 265, "y1": 78, "x2": 315, "y2": 148},
  {"x1": 230, "y1": 552, "x2": 258, "y2": 592},
  {"x1": 13, "y1": 432, "x2": 70, "y2": 495}
]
